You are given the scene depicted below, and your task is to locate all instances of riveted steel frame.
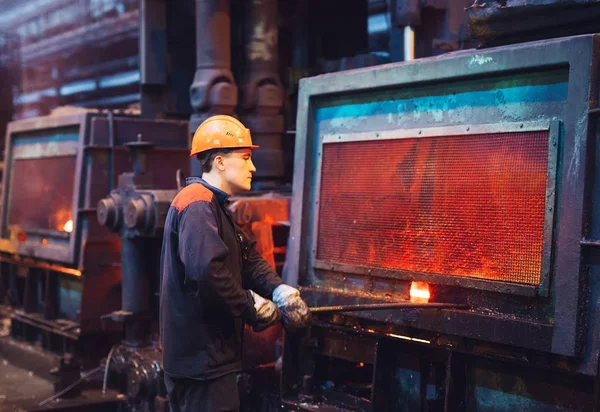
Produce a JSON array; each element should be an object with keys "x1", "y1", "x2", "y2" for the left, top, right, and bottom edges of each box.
[{"x1": 286, "y1": 35, "x2": 600, "y2": 357}]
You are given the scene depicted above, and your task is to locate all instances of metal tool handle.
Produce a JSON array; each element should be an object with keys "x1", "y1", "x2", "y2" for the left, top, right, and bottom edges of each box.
[{"x1": 309, "y1": 302, "x2": 469, "y2": 313}]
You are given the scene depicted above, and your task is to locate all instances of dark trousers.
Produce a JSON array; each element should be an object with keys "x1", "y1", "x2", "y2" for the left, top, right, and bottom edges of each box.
[{"x1": 164, "y1": 373, "x2": 240, "y2": 412}]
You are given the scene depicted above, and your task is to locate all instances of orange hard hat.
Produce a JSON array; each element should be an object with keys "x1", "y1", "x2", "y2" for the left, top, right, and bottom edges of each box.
[{"x1": 190, "y1": 115, "x2": 259, "y2": 157}]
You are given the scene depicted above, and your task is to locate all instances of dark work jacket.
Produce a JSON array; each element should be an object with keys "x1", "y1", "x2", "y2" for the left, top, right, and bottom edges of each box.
[{"x1": 160, "y1": 177, "x2": 283, "y2": 380}]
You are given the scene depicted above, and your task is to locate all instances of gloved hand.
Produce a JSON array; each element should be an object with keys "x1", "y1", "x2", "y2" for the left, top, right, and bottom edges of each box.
[
  {"x1": 249, "y1": 290, "x2": 281, "y2": 332},
  {"x1": 272, "y1": 284, "x2": 311, "y2": 331}
]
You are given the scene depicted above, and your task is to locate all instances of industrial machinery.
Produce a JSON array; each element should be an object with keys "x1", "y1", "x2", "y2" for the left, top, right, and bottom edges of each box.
[
  {"x1": 0, "y1": 109, "x2": 189, "y2": 374},
  {"x1": 93, "y1": 143, "x2": 292, "y2": 410},
  {"x1": 8, "y1": 1, "x2": 600, "y2": 411},
  {"x1": 83, "y1": 138, "x2": 290, "y2": 411},
  {"x1": 94, "y1": 136, "x2": 181, "y2": 411},
  {"x1": 282, "y1": 34, "x2": 600, "y2": 411},
  {"x1": 0, "y1": 109, "x2": 288, "y2": 411}
]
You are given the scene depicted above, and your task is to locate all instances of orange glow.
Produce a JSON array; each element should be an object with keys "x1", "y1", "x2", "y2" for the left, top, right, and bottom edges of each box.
[
  {"x1": 317, "y1": 131, "x2": 549, "y2": 285},
  {"x1": 52, "y1": 209, "x2": 72, "y2": 231},
  {"x1": 41, "y1": 238, "x2": 48, "y2": 245},
  {"x1": 410, "y1": 281, "x2": 430, "y2": 303},
  {"x1": 63, "y1": 220, "x2": 73, "y2": 233},
  {"x1": 387, "y1": 333, "x2": 431, "y2": 344}
]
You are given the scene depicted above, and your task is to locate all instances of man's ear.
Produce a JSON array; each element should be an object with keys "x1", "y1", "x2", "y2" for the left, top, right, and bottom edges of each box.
[{"x1": 214, "y1": 154, "x2": 226, "y2": 171}]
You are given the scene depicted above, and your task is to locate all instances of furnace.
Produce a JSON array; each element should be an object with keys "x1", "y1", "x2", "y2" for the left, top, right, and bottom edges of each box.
[
  {"x1": 282, "y1": 34, "x2": 600, "y2": 411},
  {"x1": 0, "y1": 109, "x2": 189, "y2": 367}
]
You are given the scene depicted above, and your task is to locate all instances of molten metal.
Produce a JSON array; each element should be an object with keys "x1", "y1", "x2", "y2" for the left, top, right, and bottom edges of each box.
[{"x1": 410, "y1": 281, "x2": 430, "y2": 303}]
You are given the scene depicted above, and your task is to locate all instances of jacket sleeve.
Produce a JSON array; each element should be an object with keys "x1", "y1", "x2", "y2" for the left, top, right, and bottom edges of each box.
[
  {"x1": 240, "y1": 229, "x2": 284, "y2": 299},
  {"x1": 178, "y1": 201, "x2": 257, "y2": 324}
]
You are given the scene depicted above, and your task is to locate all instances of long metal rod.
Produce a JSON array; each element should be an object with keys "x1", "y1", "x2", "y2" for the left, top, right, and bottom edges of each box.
[
  {"x1": 309, "y1": 302, "x2": 469, "y2": 313},
  {"x1": 0, "y1": 255, "x2": 82, "y2": 277}
]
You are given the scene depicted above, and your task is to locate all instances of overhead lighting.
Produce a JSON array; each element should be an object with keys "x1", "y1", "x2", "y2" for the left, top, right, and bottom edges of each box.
[
  {"x1": 60, "y1": 79, "x2": 96, "y2": 96},
  {"x1": 99, "y1": 70, "x2": 140, "y2": 89}
]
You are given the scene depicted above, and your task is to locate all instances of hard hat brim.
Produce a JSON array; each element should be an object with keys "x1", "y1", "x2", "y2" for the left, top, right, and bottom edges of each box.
[{"x1": 190, "y1": 144, "x2": 260, "y2": 157}]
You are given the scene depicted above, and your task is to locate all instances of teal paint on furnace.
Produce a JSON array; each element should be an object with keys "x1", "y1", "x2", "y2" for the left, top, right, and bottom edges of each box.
[
  {"x1": 12, "y1": 126, "x2": 79, "y2": 146},
  {"x1": 315, "y1": 82, "x2": 568, "y2": 123}
]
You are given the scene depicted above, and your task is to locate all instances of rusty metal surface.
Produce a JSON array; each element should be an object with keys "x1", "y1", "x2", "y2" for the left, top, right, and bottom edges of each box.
[
  {"x1": 238, "y1": 0, "x2": 285, "y2": 185},
  {"x1": 189, "y1": 0, "x2": 238, "y2": 175},
  {"x1": 229, "y1": 194, "x2": 290, "y2": 225},
  {"x1": 229, "y1": 194, "x2": 290, "y2": 272},
  {"x1": 287, "y1": 35, "x2": 598, "y2": 369},
  {"x1": 466, "y1": 0, "x2": 600, "y2": 47}
]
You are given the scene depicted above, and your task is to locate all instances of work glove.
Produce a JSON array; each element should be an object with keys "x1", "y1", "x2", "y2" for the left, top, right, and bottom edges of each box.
[
  {"x1": 249, "y1": 290, "x2": 281, "y2": 332},
  {"x1": 272, "y1": 284, "x2": 311, "y2": 331}
]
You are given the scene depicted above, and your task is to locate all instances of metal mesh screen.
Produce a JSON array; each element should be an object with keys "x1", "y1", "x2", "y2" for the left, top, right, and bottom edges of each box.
[{"x1": 317, "y1": 131, "x2": 549, "y2": 285}]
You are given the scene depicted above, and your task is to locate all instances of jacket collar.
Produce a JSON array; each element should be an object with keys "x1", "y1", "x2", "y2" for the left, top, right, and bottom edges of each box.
[{"x1": 185, "y1": 177, "x2": 230, "y2": 206}]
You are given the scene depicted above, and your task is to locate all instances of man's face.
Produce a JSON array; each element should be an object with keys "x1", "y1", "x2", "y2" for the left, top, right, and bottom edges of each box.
[{"x1": 222, "y1": 148, "x2": 256, "y2": 193}]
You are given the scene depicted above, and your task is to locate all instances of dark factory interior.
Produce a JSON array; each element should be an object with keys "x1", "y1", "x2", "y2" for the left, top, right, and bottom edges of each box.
[{"x1": 3, "y1": 0, "x2": 600, "y2": 411}]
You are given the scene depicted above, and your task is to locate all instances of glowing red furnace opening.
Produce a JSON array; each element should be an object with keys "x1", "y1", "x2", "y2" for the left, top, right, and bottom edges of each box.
[{"x1": 317, "y1": 131, "x2": 549, "y2": 285}]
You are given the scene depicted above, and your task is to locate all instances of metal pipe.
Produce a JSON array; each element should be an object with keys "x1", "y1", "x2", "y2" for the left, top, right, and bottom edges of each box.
[
  {"x1": 121, "y1": 237, "x2": 150, "y2": 315},
  {"x1": 139, "y1": 0, "x2": 167, "y2": 118},
  {"x1": 121, "y1": 237, "x2": 151, "y2": 346},
  {"x1": 195, "y1": 0, "x2": 231, "y2": 72},
  {"x1": 239, "y1": 0, "x2": 284, "y2": 187},
  {"x1": 190, "y1": 0, "x2": 237, "y2": 113},
  {"x1": 107, "y1": 111, "x2": 115, "y2": 191},
  {"x1": 309, "y1": 302, "x2": 469, "y2": 313},
  {"x1": 190, "y1": 0, "x2": 238, "y2": 176},
  {"x1": 404, "y1": 25, "x2": 415, "y2": 61}
]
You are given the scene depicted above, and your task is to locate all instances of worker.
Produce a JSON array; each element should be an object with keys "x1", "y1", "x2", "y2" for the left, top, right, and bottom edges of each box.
[{"x1": 160, "y1": 115, "x2": 310, "y2": 412}]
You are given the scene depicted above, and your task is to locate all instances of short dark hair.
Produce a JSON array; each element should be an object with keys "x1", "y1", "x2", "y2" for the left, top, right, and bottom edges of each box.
[{"x1": 197, "y1": 148, "x2": 235, "y2": 173}]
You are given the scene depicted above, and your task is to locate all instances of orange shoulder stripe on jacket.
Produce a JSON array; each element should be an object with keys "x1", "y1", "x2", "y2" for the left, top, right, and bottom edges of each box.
[{"x1": 172, "y1": 184, "x2": 213, "y2": 213}]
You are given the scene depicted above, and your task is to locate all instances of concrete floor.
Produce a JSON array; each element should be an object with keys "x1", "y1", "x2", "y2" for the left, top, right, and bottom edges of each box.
[
  {"x1": 0, "y1": 357, "x2": 54, "y2": 412},
  {"x1": 0, "y1": 310, "x2": 54, "y2": 412}
]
